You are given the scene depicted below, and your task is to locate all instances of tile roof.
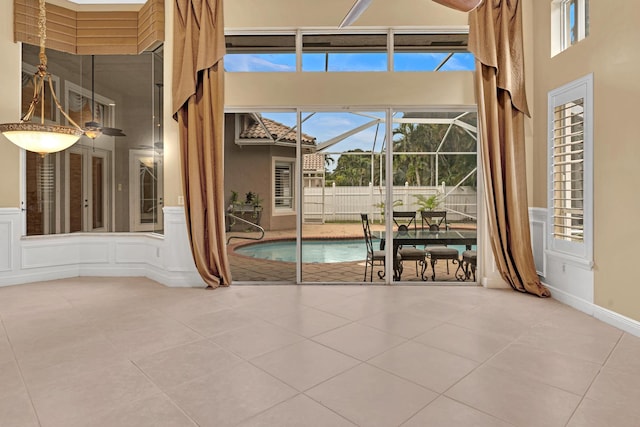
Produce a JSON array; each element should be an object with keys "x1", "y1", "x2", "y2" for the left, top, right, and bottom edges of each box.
[
  {"x1": 303, "y1": 153, "x2": 326, "y2": 171},
  {"x1": 239, "y1": 117, "x2": 316, "y2": 146}
]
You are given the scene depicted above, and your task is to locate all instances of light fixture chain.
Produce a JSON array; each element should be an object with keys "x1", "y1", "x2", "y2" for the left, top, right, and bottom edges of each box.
[{"x1": 37, "y1": 0, "x2": 47, "y2": 71}]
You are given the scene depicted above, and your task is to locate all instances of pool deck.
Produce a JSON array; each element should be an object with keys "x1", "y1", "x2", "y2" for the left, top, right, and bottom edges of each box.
[{"x1": 227, "y1": 222, "x2": 477, "y2": 284}]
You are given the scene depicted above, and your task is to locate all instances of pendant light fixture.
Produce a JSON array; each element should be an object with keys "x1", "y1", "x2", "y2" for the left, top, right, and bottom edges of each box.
[{"x1": 0, "y1": 0, "x2": 84, "y2": 156}]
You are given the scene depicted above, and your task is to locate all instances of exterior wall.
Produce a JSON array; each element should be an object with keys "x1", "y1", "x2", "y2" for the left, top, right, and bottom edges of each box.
[
  {"x1": 223, "y1": 115, "x2": 297, "y2": 231},
  {"x1": 530, "y1": 0, "x2": 640, "y2": 322}
]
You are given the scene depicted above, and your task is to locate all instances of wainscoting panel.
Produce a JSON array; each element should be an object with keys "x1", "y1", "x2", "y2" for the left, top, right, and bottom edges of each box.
[{"x1": 529, "y1": 207, "x2": 547, "y2": 277}]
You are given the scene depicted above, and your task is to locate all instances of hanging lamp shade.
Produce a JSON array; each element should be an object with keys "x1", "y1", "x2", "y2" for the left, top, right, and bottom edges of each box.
[{"x1": 0, "y1": 0, "x2": 84, "y2": 156}]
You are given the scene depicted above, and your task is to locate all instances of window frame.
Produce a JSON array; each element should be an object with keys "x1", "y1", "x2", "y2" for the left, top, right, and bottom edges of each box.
[
  {"x1": 273, "y1": 157, "x2": 295, "y2": 214},
  {"x1": 551, "y1": 0, "x2": 589, "y2": 56},
  {"x1": 547, "y1": 73, "x2": 593, "y2": 268}
]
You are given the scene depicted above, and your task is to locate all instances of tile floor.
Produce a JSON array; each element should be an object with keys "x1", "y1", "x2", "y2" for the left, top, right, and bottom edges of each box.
[{"x1": 0, "y1": 277, "x2": 638, "y2": 427}]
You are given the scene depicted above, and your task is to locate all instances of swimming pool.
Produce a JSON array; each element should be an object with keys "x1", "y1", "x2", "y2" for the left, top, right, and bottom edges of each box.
[
  {"x1": 234, "y1": 239, "x2": 476, "y2": 264},
  {"x1": 234, "y1": 239, "x2": 366, "y2": 263}
]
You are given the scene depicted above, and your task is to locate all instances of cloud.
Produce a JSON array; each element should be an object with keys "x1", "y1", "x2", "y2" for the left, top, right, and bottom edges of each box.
[{"x1": 225, "y1": 54, "x2": 295, "y2": 72}]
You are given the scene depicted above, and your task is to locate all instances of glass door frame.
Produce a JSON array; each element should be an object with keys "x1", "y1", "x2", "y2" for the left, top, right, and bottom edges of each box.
[{"x1": 64, "y1": 143, "x2": 113, "y2": 233}]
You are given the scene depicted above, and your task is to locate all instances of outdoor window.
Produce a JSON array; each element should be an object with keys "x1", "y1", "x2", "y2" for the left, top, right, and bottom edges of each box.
[
  {"x1": 551, "y1": 0, "x2": 589, "y2": 56},
  {"x1": 274, "y1": 160, "x2": 294, "y2": 210},
  {"x1": 302, "y1": 33, "x2": 387, "y2": 72},
  {"x1": 548, "y1": 74, "x2": 593, "y2": 265},
  {"x1": 225, "y1": 34, "x2": 296, "y2": 72},
  {"x1": 393, "y1": 33, "x2": 474, "y2": 72}
]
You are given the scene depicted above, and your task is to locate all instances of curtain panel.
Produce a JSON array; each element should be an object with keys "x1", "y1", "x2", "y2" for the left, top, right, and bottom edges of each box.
[
  {"x1": 468, "y1": 0, "x2": 550, "y2": 297},
  {"x1": 172, "y1": 0, "x2": 232, "y2": 288}
]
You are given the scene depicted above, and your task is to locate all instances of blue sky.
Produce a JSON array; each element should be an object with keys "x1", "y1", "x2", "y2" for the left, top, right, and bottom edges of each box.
[{"x1": 224, "y1": 52, "x2": 475, "y2": 73}]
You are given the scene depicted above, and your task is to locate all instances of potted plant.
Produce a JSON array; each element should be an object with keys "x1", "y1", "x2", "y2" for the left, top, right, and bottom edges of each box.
[{"x1": 414, "y1": 194, "x2": 441, "y2": 211}]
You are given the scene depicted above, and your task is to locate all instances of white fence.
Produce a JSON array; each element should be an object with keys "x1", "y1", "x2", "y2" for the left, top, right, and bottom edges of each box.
[{"x1": 303, "y1": 183, "x2": 477, "y2": 223}]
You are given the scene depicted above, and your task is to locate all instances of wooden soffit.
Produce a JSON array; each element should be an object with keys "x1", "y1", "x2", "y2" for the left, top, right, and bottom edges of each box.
[{"x1": 14, "y1": 0, "x2": 164, "y2": 55}]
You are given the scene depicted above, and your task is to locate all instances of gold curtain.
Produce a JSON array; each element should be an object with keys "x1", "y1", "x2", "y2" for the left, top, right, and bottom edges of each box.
[
  {"x1": 468, "y1": 0, "x2": 550, "y2": 297},
  {"x1": 172, "y1": 0, "x2": 231, "y2": 288}
]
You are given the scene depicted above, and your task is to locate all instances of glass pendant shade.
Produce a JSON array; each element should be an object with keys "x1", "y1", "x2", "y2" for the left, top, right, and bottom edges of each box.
[{"x1": 0, "y1": 123, "x2": 83, "y2": 154}]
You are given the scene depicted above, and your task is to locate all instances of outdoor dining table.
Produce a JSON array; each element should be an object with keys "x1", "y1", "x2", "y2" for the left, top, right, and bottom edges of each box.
[{"x1": 373, "y1": 229, "x2": 477, "y2": 281}]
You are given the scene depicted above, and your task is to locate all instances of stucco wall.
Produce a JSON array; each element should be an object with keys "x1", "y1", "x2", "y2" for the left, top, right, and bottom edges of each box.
[{"x1": 530, "y1": 0, "x2": 640, "y2": 321}]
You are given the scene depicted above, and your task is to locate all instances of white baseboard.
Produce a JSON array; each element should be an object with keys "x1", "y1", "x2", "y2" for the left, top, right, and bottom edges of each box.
[{"x1": 545, "y1": 282, "x2": 640, "y2": 338}]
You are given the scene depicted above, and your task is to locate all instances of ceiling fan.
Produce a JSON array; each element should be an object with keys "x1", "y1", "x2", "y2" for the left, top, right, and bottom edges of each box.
[
  {"x1": 83, "y1": 55, "x2": 126, "y2": 140},
  {"x1": 339, "y1": 0, "x2": 483, "y2": 28}
]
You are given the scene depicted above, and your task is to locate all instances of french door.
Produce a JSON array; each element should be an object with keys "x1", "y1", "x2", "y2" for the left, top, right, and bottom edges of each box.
[
  {"x1": 129, "y1": 149, "x2": 164, "y2": 232},
  {"x1": 65, "y1": 145, "x2": 111, "y2": 233}
]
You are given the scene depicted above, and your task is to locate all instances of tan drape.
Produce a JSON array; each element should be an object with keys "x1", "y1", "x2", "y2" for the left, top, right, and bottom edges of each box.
[
  {"x1": 172, "y1": 0, "x2": 231, "y2": 288},
  {"x1": 468, "y1": 0, "x2": 550, "y2": 297}
]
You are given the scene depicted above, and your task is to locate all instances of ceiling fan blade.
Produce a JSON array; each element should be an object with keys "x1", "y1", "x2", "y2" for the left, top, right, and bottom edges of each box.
[
  {"x1": 84, "y1": 121, "x2": 101, "y2": 129},
  {"x1": 339, "y1": 0, "x2": 373, "y2": 28},
  {"x1": 101, "y1": 127, "x2": 126, "y2": 137}
]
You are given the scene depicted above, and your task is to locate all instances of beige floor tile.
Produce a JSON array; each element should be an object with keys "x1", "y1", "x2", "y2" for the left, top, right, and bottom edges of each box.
[
  {"x1": 567, "y1": 398, "x2": 640, "y2": 427},
  {"x1": 314, "y1": 294, "x2": 389, "y2": 321},
  {"x1": 235, "y1": 297, "x2": 314, "y2": 321},
  {"x1": 401, "y1": 396, "x2": 515, "y2": 427},
  {"x1": 29, "y1": 360, "x2": 160, "y2": 427},
  {"x1": 166, "y1": 362, "x2": 297, "y2": 427},
  {"x1": 312, "y1": 323, "x2": 406, "y2": 361},
  {"x1": 486, "y1": 342, "x2": 601, "y2": 395},
  {"x1": 414, "y1": 322, "x2": 511, "y2": 362},
  {"x1": 516, "y1": 324, "x2": 619, "y2": 364},
  {"x1": 0, "y1": 391, "x2": 40, "y2": 427},
  {"x1": 403, "y1": 298, "x2": 473, "y2": 322},
  {"x1": 358, "y1": 310, "x2": 443, "y2": 339},
  {"x1": 0, "y1": 293, "x2": 73, "y2": 317},
  {"x1": 210, "y1": 322, "x2": 304, "y2": 359},
  {"x1": 268, "y1": 306, "x2": 351, "y2": 337},
  {"x1": 369, "y1": 341, "x2": 478, "y2": 393},
  {"x1": 75, "y1": 393, "x2": 198, "y2": 427},
  {"x1": 7, "y1": 319, "x2": 103, "y2": 360},
  {"x1": 238, "y1": 394, "x2": 356, "y2": 427},
  {"x1": 306, "y1": 363, "x2": 437, "y2": 427},
  {"x1": 251, "y1": 339, "x2": 360, "y2": 391},
  {"x1": 604, "y1": 332, "x2": 640, "y2": 374},
  {"x1": 19, "y1": 335, "x2": 128, "y2": 390},
  {"x1": 0, "y1": 333, "x2": 15, "y2": 366},
  {"x1": 446, "y1": 365, "x2": 581, "y2": 427},
  {"x1": 0, "y1": 360, "x2": 26, "y2": 400},
  {"x1": 153, "y1": 293, "x2": 229, "y2": 321},
  {"x1": 585, "y1": 368, "x2": 640, "y2": 417},
  {"x1": 540, "y1": 305, "x2": 624, "y2": 339},
  {"x1": 103, "y1": 318, "x2": 203, "y2": 360},
  {"x1": 447, "y1": 309, "x2": 530, "y2": 340},
  {"x1": 287, "y1": 286, "x2": 350, "y2": 308},
  {"x1": 134, "y1": 339, "x2": 242, "y2": 390},
  {"x1": 182, "y1": 308, "x2": 261, "y2": 337}
]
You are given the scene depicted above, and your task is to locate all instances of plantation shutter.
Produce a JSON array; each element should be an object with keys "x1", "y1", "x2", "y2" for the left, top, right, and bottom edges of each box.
[
  {"x1": 275, "y1": 162, "x2": 293, "y2": 208},
  {"x1": 552, "y1": 99, "x2": 584, "y2": 243}
]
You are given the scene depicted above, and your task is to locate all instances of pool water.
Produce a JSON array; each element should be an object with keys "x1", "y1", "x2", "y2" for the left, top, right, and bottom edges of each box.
[
  {"x1": 235, "y1": 239, "x2": 367, "y2": 263},
  {"x1": 235, "y1": 239, "x2": 475, "y2": 264}
]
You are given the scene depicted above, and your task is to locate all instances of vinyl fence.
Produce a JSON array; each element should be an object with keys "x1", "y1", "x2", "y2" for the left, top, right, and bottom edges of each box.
[{"x1": 303, "y1": 183, "x2": 477, "y2": 224}]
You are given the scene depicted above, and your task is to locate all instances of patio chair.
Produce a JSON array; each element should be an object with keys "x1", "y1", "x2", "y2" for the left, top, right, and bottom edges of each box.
[
  {"x1": 420, "y1": 210, "x2": 448, "y2": 231},
  {"x1": 393, "y1": 211, "x2": 428, "y2": 279},
  {"x1": 420, "y1": 210, "x2": 457, "y2": 280},
  {"x1": 361, "y1": 213, "x2": 392, "y2": 281}
]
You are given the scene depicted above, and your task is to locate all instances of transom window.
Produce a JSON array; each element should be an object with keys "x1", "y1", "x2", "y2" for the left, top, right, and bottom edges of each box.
[
  {"x1": 551, "y1": 0, "x2": 589, "y2": 56},
  {"x1": 224, "y1": 30, "x2": 474, "y2": 73}
]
